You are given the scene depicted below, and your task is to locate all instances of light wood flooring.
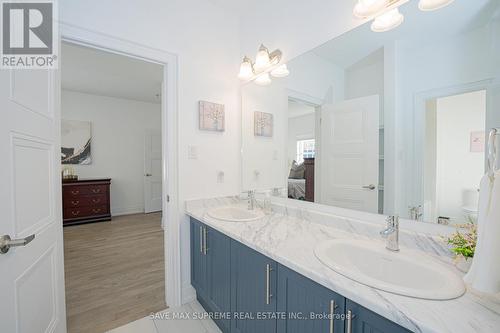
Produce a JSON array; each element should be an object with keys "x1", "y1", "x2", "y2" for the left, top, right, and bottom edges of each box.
[{"x1": 64, "y1": 213, "x2": 166, "y2": 333}]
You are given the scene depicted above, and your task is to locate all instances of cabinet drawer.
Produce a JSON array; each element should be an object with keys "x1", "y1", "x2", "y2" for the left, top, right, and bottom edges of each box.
[
  {"x1": 64, "y1": 205, "x2": 109, "y2": 219},
  {"x1": 63, "y1": 194, "x2": 108, "y2": 208},
  {"x1": 63, "y1": 184, "x2": 108, "y2": 196}
]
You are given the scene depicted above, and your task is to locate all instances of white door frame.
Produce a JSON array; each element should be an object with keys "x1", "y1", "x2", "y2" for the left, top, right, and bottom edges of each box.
[
  {"x1": 412, "y1": 79, "x2": 494, "y2": 216},
  {"x1": 60, "y1": 23, "x2": 182, "y2": 307}
]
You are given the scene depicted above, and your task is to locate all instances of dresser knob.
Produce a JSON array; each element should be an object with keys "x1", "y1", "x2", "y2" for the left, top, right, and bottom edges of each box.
[
  {"x1": 71, "y1": 210, "x2": 80, "y2": 216},
  {"x1": 92, "y1": 208, "x2": 101, "y2": 214},
  {"x1": 71, "y1": 200, "x2": 79, "y2": 206},
  {"x1": 71, "y1": 190, "x2": 79, "y2": 195},
  {"x1": 92, "y1": 188, "x2": 101, "y2": 194},
  {"x1": 92, "y1": 198, "x2": 101, "y2": 204}
]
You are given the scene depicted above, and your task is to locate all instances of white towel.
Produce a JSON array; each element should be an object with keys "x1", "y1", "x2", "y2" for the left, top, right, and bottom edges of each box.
[{"x1": 464, "y1": 170, "x2": 500, "y2": 293}]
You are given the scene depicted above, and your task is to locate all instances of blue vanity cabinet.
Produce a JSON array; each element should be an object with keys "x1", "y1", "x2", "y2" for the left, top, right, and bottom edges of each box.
[
  {"x1": 345, "y1": 299, "x2": 411, "y2": 333},
  {"x1": 277, "y1": 265, "x2": 346, "y2": 333},
  {"x1": 230, "y1": 241, "x2": 278, "y2": 333},
  {"x1": 190, "y1": 218, "x2": 231, "y2": 332},
  {"x1": 190, "y1": 218, "x2": 207, "y2": 295}
]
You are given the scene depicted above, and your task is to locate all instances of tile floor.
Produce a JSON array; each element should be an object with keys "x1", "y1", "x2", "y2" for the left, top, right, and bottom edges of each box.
[{"x1": 107, "y1": 301, "x2": 222, "y2": 333}]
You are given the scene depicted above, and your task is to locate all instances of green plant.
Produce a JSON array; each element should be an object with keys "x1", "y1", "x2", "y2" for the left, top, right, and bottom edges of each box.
[{"x1": 446, "y1": 219, "x2": 477, "y2": 259}]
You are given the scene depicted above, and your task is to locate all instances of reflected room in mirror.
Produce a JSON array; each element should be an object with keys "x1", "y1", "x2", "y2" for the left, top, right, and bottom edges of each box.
[{"x1": 241, "y1": 0, "x2": 500, "y2": 226}]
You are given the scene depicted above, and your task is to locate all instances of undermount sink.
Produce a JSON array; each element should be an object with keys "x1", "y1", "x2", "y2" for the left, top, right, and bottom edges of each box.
[
  {"x1": 314, "y1": 239, "x2": 465, "y2": 300},
  {"x1": 207, "y1": 206, "x2": 265, "y2": 222}
]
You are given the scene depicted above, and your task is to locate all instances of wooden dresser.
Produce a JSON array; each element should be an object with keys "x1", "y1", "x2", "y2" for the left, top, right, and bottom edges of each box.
[
  {"x1": 62, "y1": 178, "x2": 111, "y2": 226},
  {"x1": 304, "y1": 158, "x2": 315, "y2": 202}
]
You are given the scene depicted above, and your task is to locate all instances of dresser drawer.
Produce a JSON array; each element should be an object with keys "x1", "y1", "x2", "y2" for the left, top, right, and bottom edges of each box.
[
  {"x1": 64, "y1": 205, "x2": 109, "y2": 220},
  {"x1": 63, "y1": 184, "x2": 108, "y2": 197},
  {"x1": 63, "y1": 194, "x2": 108, "y2": 208}
]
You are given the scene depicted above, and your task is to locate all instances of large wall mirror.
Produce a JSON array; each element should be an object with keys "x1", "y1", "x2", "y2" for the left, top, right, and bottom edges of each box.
[{"x1": 241, "y1": 0, "x2": 500, "y2": 225}]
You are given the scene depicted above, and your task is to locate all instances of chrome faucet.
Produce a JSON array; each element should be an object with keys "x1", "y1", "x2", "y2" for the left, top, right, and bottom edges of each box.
[
  {"x1": 247, "y1": 190, "x2": 256, "y2": 210},
  {"x1": 380, "y1": 215, "x2": 400, "y2": 252}
]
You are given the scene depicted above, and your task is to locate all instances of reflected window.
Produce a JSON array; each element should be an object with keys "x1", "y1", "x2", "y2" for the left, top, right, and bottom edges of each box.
[{"x1": 296, "y1": 139, "x2": 315, "y2": 164}]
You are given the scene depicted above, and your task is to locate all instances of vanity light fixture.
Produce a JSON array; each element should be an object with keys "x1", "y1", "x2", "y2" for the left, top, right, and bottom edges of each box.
[
  {"x1": 254, "y1": 72, "x2": 272, "y2": 86},
  {"x1": 238, "y1": 44, "x2": 289, "y2": 85},
  {"x1": 371, "y1": 8, "x2": 404, "y2": 32},
  {"x1": 418, "y1": 0, "x2": 454, "y2": 11},
  {"x1": 270, "y1": 64, "x2": 290, "y2": 78},
  {"x1": 354, "y1": 0, "x2": 454, "y2": 33}
]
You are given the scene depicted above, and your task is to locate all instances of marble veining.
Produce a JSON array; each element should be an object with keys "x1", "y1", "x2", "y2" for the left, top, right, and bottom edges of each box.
[{"x1": 185, "y1": 196, "x2": 500, "y2": 333}]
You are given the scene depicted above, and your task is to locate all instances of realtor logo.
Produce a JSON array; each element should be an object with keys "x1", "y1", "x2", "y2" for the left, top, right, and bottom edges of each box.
[{"x1": 1, "y1": 0, "x2": 58, "y2": 69}]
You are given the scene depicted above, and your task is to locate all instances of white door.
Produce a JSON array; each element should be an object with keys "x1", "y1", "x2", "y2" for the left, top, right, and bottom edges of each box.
[
  {"x1": 0, "y1": 67, "x2": 66, "y2": 332},
  {"x1": 144, "y1": 130, "x2": 162, "y2": 213},
  {"x1": 320, "y1": 95, "x2": 380, "y2": 213}
]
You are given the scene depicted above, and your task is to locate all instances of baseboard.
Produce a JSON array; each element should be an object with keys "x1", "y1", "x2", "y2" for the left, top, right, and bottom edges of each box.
[
  {"x1": 182, "y1": 282, "x2": 196, "y2": 304},
  {"x1": 111, "y1": 205, "x2": 144, "y2": 216}
]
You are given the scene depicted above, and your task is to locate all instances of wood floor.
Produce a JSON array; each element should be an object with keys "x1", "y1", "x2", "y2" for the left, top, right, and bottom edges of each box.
[{"x1": 64, "y1": 213, "x2": 166, "y2": 333}]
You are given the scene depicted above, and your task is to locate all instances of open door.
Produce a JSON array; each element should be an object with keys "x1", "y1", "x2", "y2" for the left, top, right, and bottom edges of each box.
[
  {"x1": 319, "y1": 95, "x2": 380, "y2": 213},
  {"x1": 0, "y1": 66, "x2": 66, "y2": 332},
  {"x1": 144, "y1": 130, "x2": 163, "y2": 213}
]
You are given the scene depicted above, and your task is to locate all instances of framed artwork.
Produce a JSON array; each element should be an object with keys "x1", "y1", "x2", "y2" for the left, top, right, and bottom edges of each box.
[
  {"x1": 470, "y1": 131, "x2": 485, "y2": 153},
  {"x1": 61, "y1": 120, "x2": 92, "y2": 165},
  {"x1": 199, "y1": 100, "x2": 225, "y2": 132},
  {"x1": 254, "y1": 111, "x2": 273, "y2": 137}
]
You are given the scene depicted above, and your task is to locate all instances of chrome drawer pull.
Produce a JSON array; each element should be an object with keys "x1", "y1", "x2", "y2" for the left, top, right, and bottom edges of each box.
[
  {"x1": 329, "y1": 300, "x2": 335, "y2": 333},
  {"x1": 199, "y1": 226, "x2": 203, "y2": 254},
  {"x1": 203, "y1": 227, "x2": 208, "y2": 255},
  {"x1": 346, "y1": 310, "x2": 354, "y2": 333}
]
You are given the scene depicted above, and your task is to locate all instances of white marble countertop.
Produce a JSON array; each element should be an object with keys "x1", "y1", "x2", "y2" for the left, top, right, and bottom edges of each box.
[{"x1": 185, "y1": 196, "x2": 500, "y2": 333}]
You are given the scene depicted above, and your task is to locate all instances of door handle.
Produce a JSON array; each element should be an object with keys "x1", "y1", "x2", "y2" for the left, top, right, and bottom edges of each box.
[
  {"x1": 362, "y1": 184, "x2": 376, "y2": 190},
  {"x1": 0, "y1": 234, "x2": 35, "y2": 254},
  {"x1": 346, "y1": 310, "x2": 354, "y2": 333},
  {"x1": 145, "y1": 173, "x2": 152, "y2": 177},
  {"x1": 265, "y1": 264, "x2": 273, "y2": 305}
]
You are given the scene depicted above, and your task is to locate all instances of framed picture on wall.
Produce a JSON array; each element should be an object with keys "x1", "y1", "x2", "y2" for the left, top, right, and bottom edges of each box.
[
  {"x1": 254, "y1": 111, "x2": 273, "y2": 137},
  {"x1": 199, "y1": 100, "x2": 225, "y2": 132},
  {"x1": 61, "y1": 120, "x2": 92, "y2": 165}
]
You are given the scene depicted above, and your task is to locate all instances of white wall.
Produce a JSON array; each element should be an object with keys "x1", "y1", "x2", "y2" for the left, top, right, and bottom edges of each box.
[
  {"x1": 61, "y1": 0, "x2": 241, "y2": 303},
  {"x1": 61, "y1": 90, "x2": 161, "y2": 215},
  {"x1": 435, "y1": 91, "x2": 486, "y2": 223},
  {"x1": 396, "y1": 23, "x2": 499, "y2": 217},
  {"x1": 238, "y1": 0, "x2": 368, "y2": 63},
  {"x1": 288, "y1": 112, "x2": 316, "y2": 165}
]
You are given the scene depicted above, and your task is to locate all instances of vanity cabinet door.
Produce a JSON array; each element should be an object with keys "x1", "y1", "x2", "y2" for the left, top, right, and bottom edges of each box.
[
  {"x1": 277, "y1": 265, "x2": 345, "y2": 333},
  {"x1": 345, "y1": 299, "x2": 411, "y2": 333},
  {"x1": 206, "y1": 227, "x2": 231, "y2": 332},
  {"x1": 190, "y1": 219, "x2": 207, "y2": 296},
  {"x1": 231, "y1": 240, "x2": 278, "y2": 333}
]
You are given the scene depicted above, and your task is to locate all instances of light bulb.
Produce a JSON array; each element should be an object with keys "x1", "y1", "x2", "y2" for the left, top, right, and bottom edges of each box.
[
  {"x1": 238, "y1": 57, "x2": 254, "y2": 80},
  {"x1": 418, "y1": 0, "x2": 454, "y2": 11},
  {"x1": 255, "y1": 73, "x2": 271, "y2": 86},
  {"x1": 254, "y1": 44, "x2": 271, "y2": 72},
  {"x1": 371, "y1": 8, "x2": 404, "y2": 32},
  {"x1": 270, "y1": 64, "x2": 290, "y2": 78},
  {"x1": 353, "y1": 0, "x2": 390, "y2": 18}
]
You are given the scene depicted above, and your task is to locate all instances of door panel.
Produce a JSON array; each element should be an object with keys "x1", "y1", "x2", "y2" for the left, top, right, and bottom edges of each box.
[
  {"x1": 346, "y1": 299, "x2": 411, "y2": 333},
  {"x1": 144, "y1": 130, "x2": 162, "y2": 213},
  {"x1": 320, "y1": 95, "x2": 380, "y2": 213},
  {"x1": 231, "y1": 241, "x2": 277, "y2": 333},
  {"x1": 206, "y1": 227, "x2": 231, "y2": 332},
  {"x1": 190, "y1": 219, "x2": 207, "y2": 295},
  {"x1": 0, "y1": 65, "x2": 66, "y2": 332},
  {"x1": 277, "y1": 265, "x2": 345, "y2": 333}
]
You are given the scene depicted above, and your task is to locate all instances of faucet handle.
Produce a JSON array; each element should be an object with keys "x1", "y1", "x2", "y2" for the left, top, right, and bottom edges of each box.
[{"x1": 385, "y1": 215, "x2": 399, "y2": 227}]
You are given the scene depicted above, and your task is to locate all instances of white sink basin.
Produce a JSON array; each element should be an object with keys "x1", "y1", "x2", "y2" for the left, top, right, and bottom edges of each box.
[
  {"x1": 314, "y1": 239, "x2": 465, "y2": 300},
  {"x1": 207, "y1": 206, "x2": 265, "y2": 222}
]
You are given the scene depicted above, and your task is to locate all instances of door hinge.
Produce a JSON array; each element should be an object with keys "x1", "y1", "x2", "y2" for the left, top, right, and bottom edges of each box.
[{"x1": 166, "y1": 195, "x2": 170, "y2": 203}]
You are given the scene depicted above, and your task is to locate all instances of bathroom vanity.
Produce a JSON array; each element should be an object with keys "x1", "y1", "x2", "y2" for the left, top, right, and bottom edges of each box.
[{"x1": 186, "y1": 197, "x2": 500, "y2": 333}]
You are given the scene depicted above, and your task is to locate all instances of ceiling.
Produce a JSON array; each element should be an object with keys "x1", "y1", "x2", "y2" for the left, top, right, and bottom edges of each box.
[
  {"x1": 62, "y1": 42, "x2": 163, "y2": 104},
  {"x1": 312, "y1": 0, "x2": 498, "y2": 68}
]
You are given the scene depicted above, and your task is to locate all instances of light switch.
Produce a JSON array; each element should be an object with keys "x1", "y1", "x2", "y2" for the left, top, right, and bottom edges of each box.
[{"x1": 188, "y1": 145, "x2": 198, "y2": 160}]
